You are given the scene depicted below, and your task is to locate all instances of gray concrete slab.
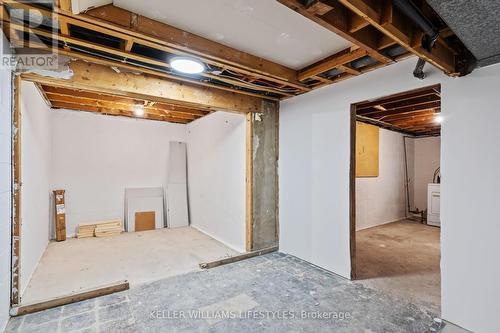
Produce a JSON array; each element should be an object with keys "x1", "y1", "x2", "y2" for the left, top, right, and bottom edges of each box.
[{"x1": 5, "y1": 253, "x2": 458, "y2": 332}]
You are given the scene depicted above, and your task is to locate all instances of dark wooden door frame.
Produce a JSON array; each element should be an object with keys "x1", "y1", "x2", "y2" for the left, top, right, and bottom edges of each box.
[
  {"x1": 349, "y1": 84, "x2": 442, "y2": 280},
  {"x1": 349, "y1": 105, "x2": 357, "y2": 280}
]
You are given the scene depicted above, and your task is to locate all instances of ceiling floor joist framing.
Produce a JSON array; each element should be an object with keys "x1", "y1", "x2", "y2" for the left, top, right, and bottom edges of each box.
[
  {"x1": 1, "y1": 0, "x2": 475, "y2": 97},
  {"x1": 278, "y1": 0, "x2": 473, "y2": 86},
  {"x1": 355, "y1": 84, "x2": 441, "y2": 136},
  {"x1": 2, "y1": 0, "x2": 309, "y2": 99},
  {"x1": 21, "y1": 61, "x2": 267, "y2": 114}
]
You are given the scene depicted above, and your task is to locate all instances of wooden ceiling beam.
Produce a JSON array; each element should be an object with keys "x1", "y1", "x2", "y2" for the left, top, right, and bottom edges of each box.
[
  {"x1": 41, "y1": 86, "x2": 209, "y2": 116},
  {"x1": 10, "y1": 38, "x2": 279, "y2": 101},
  {"x1": 44, "y1": 94, "x2": 200, "y2": 120},
  {"x1": 51, "y1": 101, "x2": 191, "y2": 124},
  {"x1": 4, "y1": 21, "x2": 293, "y2": 98},
  {"x1": 356, "y1": 86, "x2": 440, "y2": 109},
  {"x1": 299, "y1": 48, "x2": 367, "y2": 81},
  {"x1": 360, "y1": 101, "x2": 440, "y2": 118},
  {"x1": 21, "y1": 61, "x2": 265, "y2": 113},
  {"x1": 348, "y1": 12, "x2": 370, "y2": 32},
  {"x1": 381, "y1": 109, "x2": 437, "y2": 122},
  {"x1": 278, "y1": 0, "x2": 392, "y2": 65},
  {"x1": 338, "y1": 0, "x2": 457, "y2": 74},
  {"x1": 4, "y1": 0, "x2": 309, "y2": 96},
  {"x1": 377, "y1": 94, "x2": 440, "y2": 110}
]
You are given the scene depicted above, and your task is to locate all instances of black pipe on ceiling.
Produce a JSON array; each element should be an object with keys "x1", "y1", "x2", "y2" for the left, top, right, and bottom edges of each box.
[{"x1": 393, "y1": 0, "x2": 439, "y2": 79}]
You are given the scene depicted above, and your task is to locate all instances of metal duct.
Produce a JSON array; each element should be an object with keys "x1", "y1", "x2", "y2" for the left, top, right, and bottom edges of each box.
[{"x1": 393, "y1": 0, "x2": 439, "y2": 79}]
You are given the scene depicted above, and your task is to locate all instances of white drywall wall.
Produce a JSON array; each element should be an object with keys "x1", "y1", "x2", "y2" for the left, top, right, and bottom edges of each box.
[
  {"x1": 440, "y1": 69, "x2": 500, "y2": 333},
  {"x1": 20, "y1": 82, "x2": 52, "y2": 298},
  {"x1": 413, "y1": 137, "x2": 441, "y2": 211},
  {"x1": 0, "y1": 31, "x2": 12, "y2": 331},
  {"x1": 280, "y1": 58, "x2": 500, "y2": 332},
  {"x1": 51, "y1": 110, "x2": 186, "y2": 236},
  {"x1": 356, "y1": 128, "x2": 407, "y2": 230},
  {"x1": 186, "y1": 112, "x2": 246, "y2": 253}
]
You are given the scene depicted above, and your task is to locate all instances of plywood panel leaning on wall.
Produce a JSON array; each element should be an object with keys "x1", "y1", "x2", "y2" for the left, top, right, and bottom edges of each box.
[{"x1": 356, "y1": 122, "x2": 379, "y2": 177}]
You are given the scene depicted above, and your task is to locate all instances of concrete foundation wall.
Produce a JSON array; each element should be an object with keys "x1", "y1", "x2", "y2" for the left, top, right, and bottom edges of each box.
[
  {"x1": 251, "y1": 101, "x2": 279, "y2": 250},
  {"x1": 280, "y1": 58, "x2": 500, "y2": 333}
]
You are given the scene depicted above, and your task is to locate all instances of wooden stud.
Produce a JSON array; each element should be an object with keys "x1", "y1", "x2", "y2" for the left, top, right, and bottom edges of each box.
[{"x1": 11, "y1": 74, "x2": 21, "y2": 306}]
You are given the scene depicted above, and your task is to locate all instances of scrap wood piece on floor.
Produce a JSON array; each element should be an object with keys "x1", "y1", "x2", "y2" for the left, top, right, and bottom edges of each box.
[
  {"x1": 10, "y1": 280, "x2": 129, "y2": 316},
  {"x1": 77, "y1": 219, "x2": 123, "y2": 238},
  {"x1": 199, "y1": 246, "x2": 278, "y2": 269}
]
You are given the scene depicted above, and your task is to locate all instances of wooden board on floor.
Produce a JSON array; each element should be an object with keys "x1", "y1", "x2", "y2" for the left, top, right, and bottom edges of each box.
[
  {"x1": 77, "y1": 219, "x2": 122, "y2": 238},
  {"x1": 199, "y1": 246, "x2": 278, "y2": 269},
  {"x1": 10, "y1": 280, "x2": 129, "y2": 316}
]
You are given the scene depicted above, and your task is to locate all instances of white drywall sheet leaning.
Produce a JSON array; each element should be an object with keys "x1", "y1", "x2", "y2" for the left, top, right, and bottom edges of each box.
[
  {"x1": 124, "y1": 187, "x2": 164, "y2": 232},
  {"x1": 167, "y1": 142, "x2": 189, "y2": 228}
]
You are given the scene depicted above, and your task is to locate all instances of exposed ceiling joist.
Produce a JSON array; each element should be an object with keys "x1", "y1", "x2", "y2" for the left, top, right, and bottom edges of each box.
[
  {"x1": 355, "y1": 85, "x2": 441, "y2": 136},
  {"x1": 278, "y1": 0, "x2": 393, "y2": 64},
  {"x1": 337, "y1": 0, "x2": 457, "y2": 74},
  {"x1": 2, "y1": 0, "x2": 308, "y2": 100},
  {"x1": 80, "y1": 4, "x2": 300, "y2": 85},
  {"x1": 299, "y1": 48, "x2": 367, "y2": 81},
  {"x1": 21, "y1": 61, "x2": 266, "y2": 114},
  {"x1": 38, "y1": 84, "x2": 213, "y2": 124}
]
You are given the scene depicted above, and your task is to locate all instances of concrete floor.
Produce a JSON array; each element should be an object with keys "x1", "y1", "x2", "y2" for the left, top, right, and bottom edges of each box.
[
  {"x1": 356, "y1": 220, "x2": 441, "y2": 313},
  {"x1": 21, "y1": 227, "x2": 238, "y2": 304},
  {"x1": 6, "y1": 253, "x2": 463, "y2": 333}
]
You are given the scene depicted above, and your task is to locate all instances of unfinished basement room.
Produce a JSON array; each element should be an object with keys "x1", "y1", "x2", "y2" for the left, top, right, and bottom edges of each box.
[{"x1": 0, "y1": 0, "x2": 499, "y2": 332}]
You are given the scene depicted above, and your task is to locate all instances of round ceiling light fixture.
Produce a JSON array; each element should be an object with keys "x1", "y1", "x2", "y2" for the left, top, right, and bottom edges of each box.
[
  {"x1": 169, "y1": 57, "x2": 205, "y2": 74},
  {"x1": 133, "y1": 104, "x2": 145, "y2": 117},
  {"x1": 434, "y1": 115, "x2": 443, "y2": 123}
]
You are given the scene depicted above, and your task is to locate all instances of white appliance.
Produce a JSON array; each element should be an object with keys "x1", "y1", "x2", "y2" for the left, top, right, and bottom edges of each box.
[{"x1": 427, "y1": 183, "x2": 441, "y2": 227}]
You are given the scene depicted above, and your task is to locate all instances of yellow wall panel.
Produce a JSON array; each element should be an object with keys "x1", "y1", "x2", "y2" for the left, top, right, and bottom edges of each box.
[{"x1": 356, "y1": 121, "x2": 379, "y2": 177}]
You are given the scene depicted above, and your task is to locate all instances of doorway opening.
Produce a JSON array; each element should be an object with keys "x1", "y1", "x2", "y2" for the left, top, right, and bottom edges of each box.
[{"x1": 350, "y1": 84, "x2": 442, "y2": 313}]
